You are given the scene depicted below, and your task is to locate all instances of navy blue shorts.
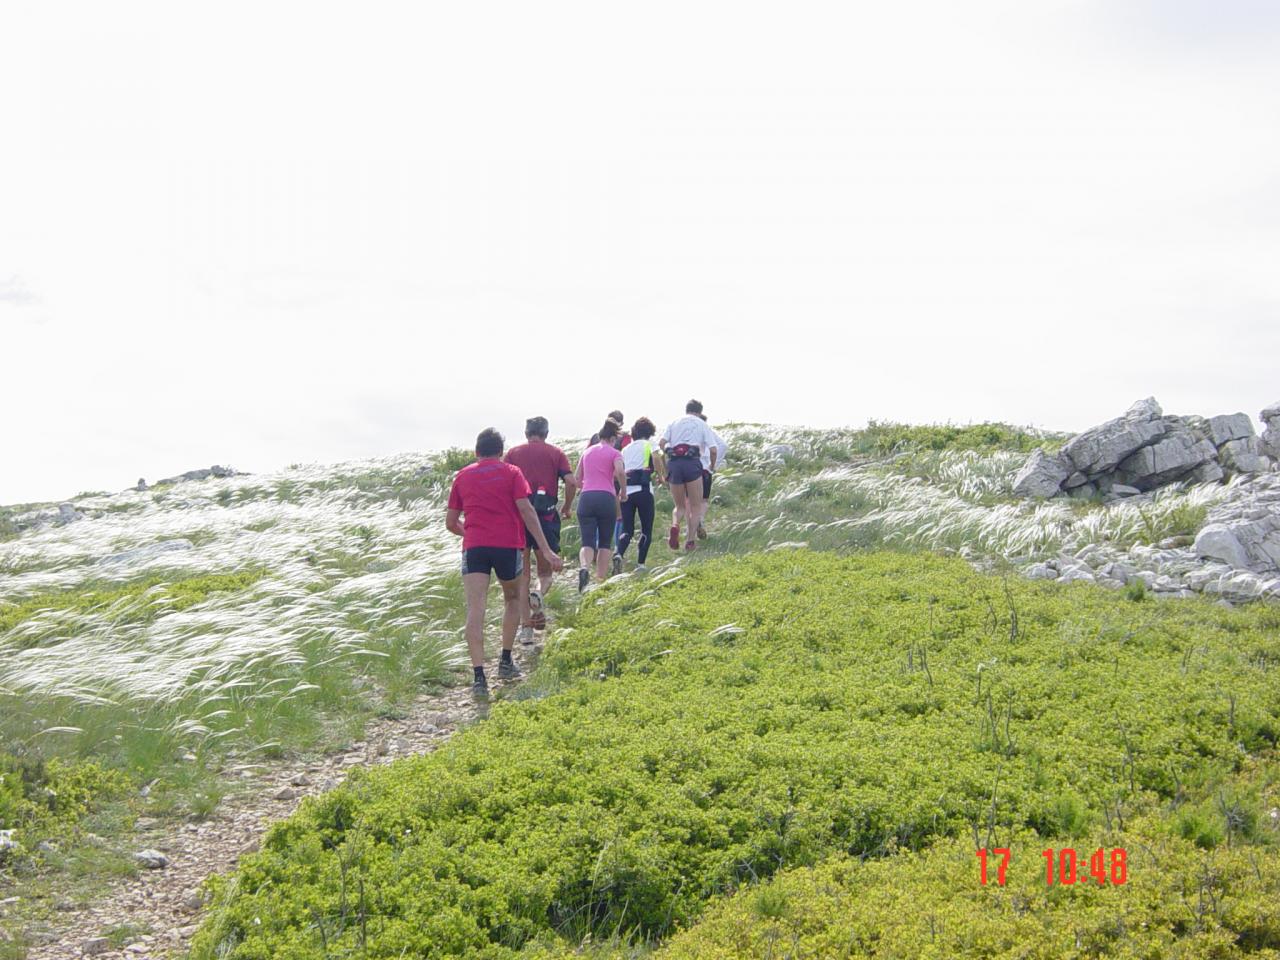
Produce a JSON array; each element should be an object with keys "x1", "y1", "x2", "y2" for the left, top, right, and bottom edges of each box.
[
  {"x1": 461, "y1": 546, "x2": 523, "y2": 582},
  {"x1": 668, "y1": 456, "x2": 703, "y2": 486}
]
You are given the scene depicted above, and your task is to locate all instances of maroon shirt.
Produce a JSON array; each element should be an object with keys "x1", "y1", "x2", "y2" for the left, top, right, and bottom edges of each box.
[{"x1": 505, "y1": 440, "x2": 572, "y2": 498}]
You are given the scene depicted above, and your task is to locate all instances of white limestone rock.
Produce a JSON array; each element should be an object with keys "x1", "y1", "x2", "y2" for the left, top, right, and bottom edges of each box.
[
  {"x1": 1012, "y1": 449, "x2": 1072, "y2": 498},
  {"x1": 1207, "y1": 412, "x2": 1255, "y2": 447},
  {"x1": 1194, "y1": 524, "x2": 1251, "y2": 570}
]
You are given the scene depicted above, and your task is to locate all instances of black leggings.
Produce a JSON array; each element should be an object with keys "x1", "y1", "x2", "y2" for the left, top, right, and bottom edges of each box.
[
  {"x1": 577, "y1": 490, "x2": 618, "y2": 550},
  {"x1": 617, "y1": 489, "x2": 655, "y2": 563}
]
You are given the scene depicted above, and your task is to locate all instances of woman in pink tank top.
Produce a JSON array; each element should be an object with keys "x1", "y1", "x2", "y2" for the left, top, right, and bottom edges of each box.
[{"x1": 573, "y1": 419, "x2": 627, "y2": 591}]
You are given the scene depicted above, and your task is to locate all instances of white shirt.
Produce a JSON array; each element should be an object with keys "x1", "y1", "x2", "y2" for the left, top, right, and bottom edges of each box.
[
  {"x1": 662, "y1": 415, "x2": 717, "y2": 454},
  {"x1": 622, "y1": 439, "x2": 654, "y2": 495},
  {"x1": 700, "y1": 428, "x2": 726, "y2": 472}
]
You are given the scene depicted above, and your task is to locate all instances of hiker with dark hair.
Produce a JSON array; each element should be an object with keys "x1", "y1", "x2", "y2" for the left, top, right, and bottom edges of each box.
[
  {"x1": 660, "y1": 400, "x2": 718, "y2": 552},
  {"x1": 616, "y1": 416, "x2": 666, "y2": 572},
  {"x1": 505, "y1": 416, "x2": 576, "y2": 644},
  {"x1": 571, "y1": 418, "x2": 627, "y2": 591},
  {"x1": 447, "y1": 428, "x2": 564, "y2": 699},
  {"x1": 589, "y1": 411, "x2": 631, "y2": 449}
]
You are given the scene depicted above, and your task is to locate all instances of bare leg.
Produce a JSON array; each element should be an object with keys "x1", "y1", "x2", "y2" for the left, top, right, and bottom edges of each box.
[
  {"x1": 463, "y1": 572, "x2": 491, "y2": 667},
  {"x1": 683, "y1": 480, "x2": 703, "y2": 544},
  {"x1": 535, "y1": 551, "x2": 554, "y2": 597},
  {"x1": 671, "y1": 483, "x2": 688, "y2": 541},
  {"x1": 519, "y1": 548, "x2": 533, "y2": 627},
  {"x1": 499, "y1": 578, "x2": 521, "y2": 651},
  {"x1": 596, "y1": 547, "x2": 612, "y2": 580},
  {"x1": 580, "y1": 547, "x2": 596, "y2": 581}
]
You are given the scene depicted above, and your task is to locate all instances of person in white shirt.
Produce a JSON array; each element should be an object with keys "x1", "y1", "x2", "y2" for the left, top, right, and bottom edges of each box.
[{"x1": 660, "y1": 399, "x2": 718, "y2": 552}]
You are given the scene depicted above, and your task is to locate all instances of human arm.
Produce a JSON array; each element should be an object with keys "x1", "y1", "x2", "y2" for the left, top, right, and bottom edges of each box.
[
  {"x1": 653, "y1": 449, "x2": 668, "y2": 485},
  {"x1": 517, "y1": 499, "x2": 564, "y2": 571},
  {"x1": 613, "y1": 455, "x2": 627, "y2": 503},
  {"x1": 560, "y1": 472, "x2": 578, "y2": 515},
  {"x1": 564, "y1": 456, "x2": 584, "y2": 518},
  {"x1": 446, "y1": 508, "x2": 465, "y2": 538}
]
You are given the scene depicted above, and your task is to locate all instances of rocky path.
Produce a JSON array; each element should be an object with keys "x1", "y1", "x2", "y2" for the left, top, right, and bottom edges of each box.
[{"x1": 24, "y1": 674, "x2": 517, "y2": 959}]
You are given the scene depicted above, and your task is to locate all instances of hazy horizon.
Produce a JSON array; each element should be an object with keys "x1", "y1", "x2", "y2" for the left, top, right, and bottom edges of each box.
[{"x1": 4, "y1": 1, "x2": 1278, "y2": 504}]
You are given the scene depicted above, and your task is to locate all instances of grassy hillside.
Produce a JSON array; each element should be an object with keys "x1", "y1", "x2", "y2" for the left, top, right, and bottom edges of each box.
[{"x1": 189, "y1": 552, "x2": 1280, "y2": 959}]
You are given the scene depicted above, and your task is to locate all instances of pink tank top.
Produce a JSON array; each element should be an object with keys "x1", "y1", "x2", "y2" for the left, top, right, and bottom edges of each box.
[{"x1": 580, "y1": 443, "x2": 621, "y2": 493}]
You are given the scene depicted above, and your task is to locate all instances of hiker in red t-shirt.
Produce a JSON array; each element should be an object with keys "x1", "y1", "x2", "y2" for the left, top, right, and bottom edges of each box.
[
  {"x1": 447, "y1": 428, "x2": 564, "y2": 699},
  {"x1": 505, "y1": 416, "x2": 577, "y2": 644}
]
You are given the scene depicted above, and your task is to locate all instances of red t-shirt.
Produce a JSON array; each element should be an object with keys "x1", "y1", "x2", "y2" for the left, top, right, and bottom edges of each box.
[
  {"x1": 504, "y1": 441, "x2": 572, "y2": 498},
  {"x1": 447, "y1": 459, "x2": 532, "y2": 549}
]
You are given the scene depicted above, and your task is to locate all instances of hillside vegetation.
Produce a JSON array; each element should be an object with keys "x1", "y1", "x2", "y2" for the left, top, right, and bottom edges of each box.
[{"x1": 191, "y1": 552, "x2": 1280, "y2": 959}]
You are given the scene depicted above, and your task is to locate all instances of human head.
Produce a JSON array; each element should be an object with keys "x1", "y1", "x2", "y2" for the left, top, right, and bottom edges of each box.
[
  {"x1": 607, "y1": 409, "x2": 624, "y2": 424},
  {"x1": 525, "y1": 416, "x2": 549, "y2": 440},
  {"x1": 597, "y1": 418, "x2": 620, "y2": 442},
  {"x1": 685, "y1": 399, "x2": 703, "y2": 415},
  {"x1": 631, "y1": 416, "x2": 656, "y2": 440},
  {"x1": 475, "y1": 428, "x2": 504, "y2": 458}
]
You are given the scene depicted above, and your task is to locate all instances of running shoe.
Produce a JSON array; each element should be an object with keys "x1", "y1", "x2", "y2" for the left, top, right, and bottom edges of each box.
[
  {"x1": 668, "y1": 524, "x2": 680, "y2": 550},
  {"x1": 528, "y1": 588, "x2": 546, "y2": 630},
  {"x1": 471, "y1": 676, "x2": 490, "y2": 701},
  {"x1": 697, "y1": 522, "x2": 707, "y2": 540},
  {"x1": 517, "y1": 625, "x2": 536, "y2": 646},
  {"x1": 498, "y1": 658, "x2": 522, "y2": 681},
  {"x1": 611, "y1": 554, "x2": 623, "y2": 576},
  {"x1": 635, "y1": 563, "x2": 648, "y2": 573},
  {"x1": 578, "y1": 568, "x2": 590, "y2": 593},
  {"x1": 685, "y1": 541, "x2": 698, "y2": 552}
]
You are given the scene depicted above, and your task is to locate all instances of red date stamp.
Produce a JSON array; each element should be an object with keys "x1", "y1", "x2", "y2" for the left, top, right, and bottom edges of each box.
[{"x1": 976, "y1": 848, "x2": 1127, "y2": 886}]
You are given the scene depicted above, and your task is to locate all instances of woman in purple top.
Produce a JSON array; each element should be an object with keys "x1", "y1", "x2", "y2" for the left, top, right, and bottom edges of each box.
[{"x1": 571, "y1": 418, "x2": 627, "y2": 591}]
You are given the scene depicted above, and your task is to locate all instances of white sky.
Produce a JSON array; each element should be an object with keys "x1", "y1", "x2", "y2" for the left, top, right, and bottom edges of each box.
[{"x1": 3, "y1": 1, "x2": 1278, "y2": 504}]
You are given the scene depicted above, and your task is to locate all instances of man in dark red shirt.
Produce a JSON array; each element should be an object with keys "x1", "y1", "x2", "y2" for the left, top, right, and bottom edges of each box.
[
  {"x1": 504, "y1": 416, "x2": 576, "y2": 643},
  {"x1": 447, "y1": 428, "x2": 563, "y2": 699}
]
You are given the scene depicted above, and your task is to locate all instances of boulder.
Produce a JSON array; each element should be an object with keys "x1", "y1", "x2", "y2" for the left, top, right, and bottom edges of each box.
[
  {"x1": 1261, "y1": 402, "x2": 1280, "y2": 459},
  {"x1": 1060, "y1": 410, "x2": 1167, "y2": 475},
  {"x1": 1186, "y1": 461, "x2": 1226, "y2": 484},
  {"x1": 1194, "y1": 524, "x2": 1251, "y2": 569},
  {"x1": 1206, "y1": 412, "x2": 1255, "y2": 447},
  {"x1": 1116, "y1": 432, "x2": 1216, "y2": 490},
  {"x1": 1126, "y1": 396, "x2": 1163, "y2": 420},
  {"x1": 56, "y1": 503, "x2": 84, "y2": 525},
  {"x1": 134, "y1": 848, "x2": 169, "y2": 869},
  {"x1": 1110, "y1": 484, "x2": 1141, "y2": 497},
  {"x1": 1012, "y1": 449, "x2": 1071, "y2": 498}
]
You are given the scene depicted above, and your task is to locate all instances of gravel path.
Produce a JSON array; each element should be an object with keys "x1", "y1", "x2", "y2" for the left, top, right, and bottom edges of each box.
[{"x1": 23, "y1": 670, "x2": 524, "y2": 959}]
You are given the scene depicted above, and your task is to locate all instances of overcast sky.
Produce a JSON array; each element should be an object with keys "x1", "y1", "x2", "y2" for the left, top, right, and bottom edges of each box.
[{"x1": 3, "y1": 1, "x2": 1278, "y2": 504}]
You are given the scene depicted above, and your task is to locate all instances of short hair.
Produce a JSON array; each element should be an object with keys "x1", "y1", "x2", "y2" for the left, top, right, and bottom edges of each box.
[
  {"x1": 686, "y1": 399, "x2": 703, "y2": 415},
  {"x1": 631, "y1": 416, "x2": 656, "y2": 440},
  {"x1": 607, "y1": 410, "x2": 624, "y2": 423},
  {"x1": 475, "y1": 428, "x2": 504, "y2": 458},
  {"x1": 597, "y1": 418, "x2": 620, "y2": 441},
  {"x1": 525, "y1": 416, "x2": 549, "y2": 439}
]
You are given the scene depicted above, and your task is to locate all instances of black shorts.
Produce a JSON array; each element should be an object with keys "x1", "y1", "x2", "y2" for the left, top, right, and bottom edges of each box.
[
  {"x1": 577, "y1": 490, "x2": 618, "y2": 550},
  {"x1": 461, "y1": 546, "x2": 523, "y2": 582},
  {"x1": 524, "y1": 512, "x2": 561, "y2": 554},
  {"x1": 668, "y1": 456, "x2": 703, "y2": 486},
  {"x1": 702, "y1": 470, "x2": 713, "y2": 499}
]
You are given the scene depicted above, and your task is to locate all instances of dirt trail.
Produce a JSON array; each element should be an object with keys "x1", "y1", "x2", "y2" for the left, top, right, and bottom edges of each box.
[{"x1": 24, "y1": 672, "x2": 520, "y2": 959}]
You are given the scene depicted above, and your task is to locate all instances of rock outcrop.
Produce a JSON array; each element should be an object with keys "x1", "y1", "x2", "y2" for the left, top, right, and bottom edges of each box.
[
  {"x1": 1013, "y1": 397, "x2": 1276, "y2": 500},
  {"x1": 156, "y1": 465, "x2": 238, "y2": 485}
]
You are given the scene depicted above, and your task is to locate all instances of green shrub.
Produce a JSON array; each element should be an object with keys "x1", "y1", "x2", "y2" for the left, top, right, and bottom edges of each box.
[
  {"x1": 858, "y1": 421, "x2": 1061, "y2": 456},
  {"x1": 192, "y1": 552, "x2": 1280, "y2": 959},
  {"x1": 0, "y1": 753, "x2": 130, "y2": 847},
  {"x1": 657, "y1": 831, "x2": 1280, "y2": 958}
]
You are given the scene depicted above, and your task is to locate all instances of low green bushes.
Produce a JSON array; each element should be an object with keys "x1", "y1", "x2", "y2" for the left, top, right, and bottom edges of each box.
[
  {"x1": 192, "y1": 551, "x2": 1280, "y2": 959},
  {"x1": 0, "y1": 753, "x2": 130, "y2": 856},
  {"x1": 657, "y1": 827, "x2": 1280, "y2": 958}
]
